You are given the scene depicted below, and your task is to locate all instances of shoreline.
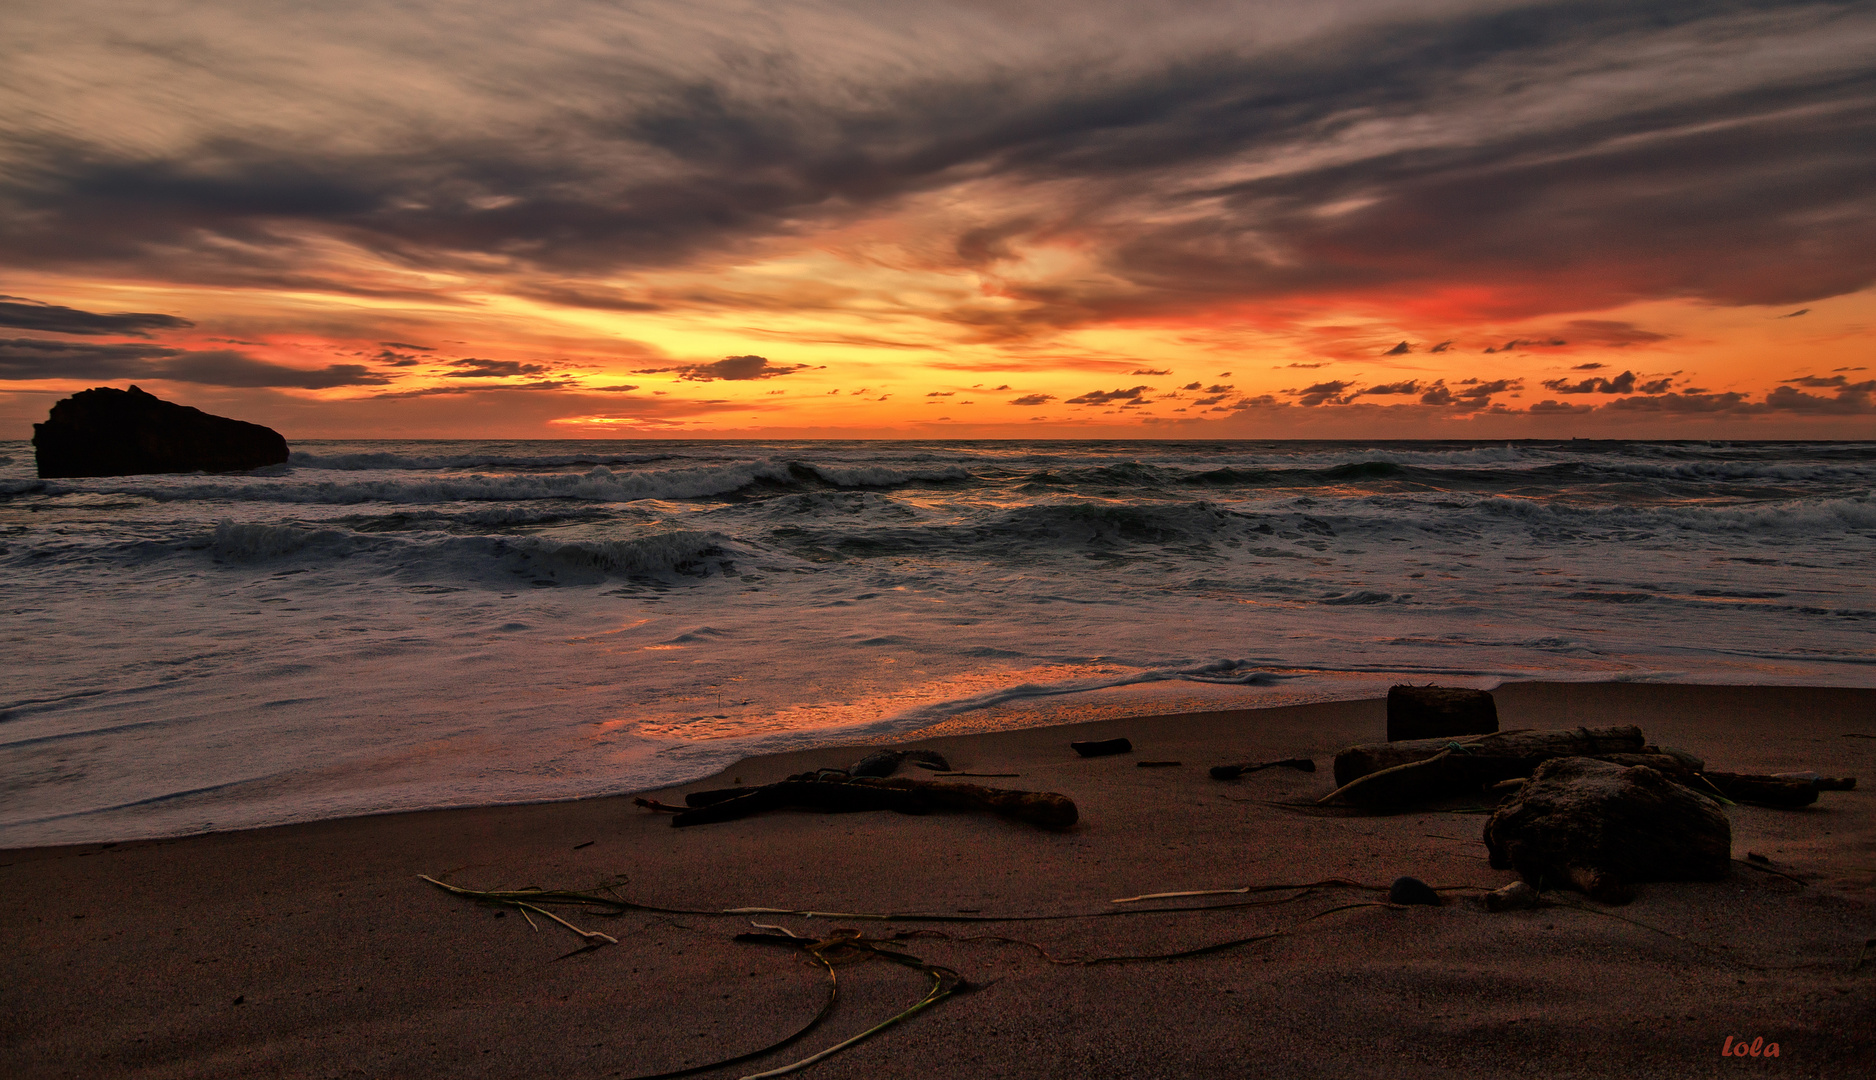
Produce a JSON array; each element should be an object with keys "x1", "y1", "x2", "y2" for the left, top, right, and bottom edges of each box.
[{"x1": 4, "y1": 681, "x2": 1872, "y2": 1078}]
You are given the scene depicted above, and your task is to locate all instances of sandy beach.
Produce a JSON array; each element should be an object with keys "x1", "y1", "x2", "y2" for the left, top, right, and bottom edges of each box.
[{"x1": 3, "y1": 681, "x2": 1872, "y2": 1079}]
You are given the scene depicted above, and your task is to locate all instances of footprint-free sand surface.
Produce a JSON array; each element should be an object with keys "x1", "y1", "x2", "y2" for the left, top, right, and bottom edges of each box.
[{"x1": 4, "y1": 682, "x2": 1872, "y2": 1079}]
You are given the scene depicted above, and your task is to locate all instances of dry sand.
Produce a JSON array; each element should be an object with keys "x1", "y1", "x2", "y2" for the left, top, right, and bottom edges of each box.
[{"x1": 3, "y1": 682, "x2": 1872, "y2": 1079}]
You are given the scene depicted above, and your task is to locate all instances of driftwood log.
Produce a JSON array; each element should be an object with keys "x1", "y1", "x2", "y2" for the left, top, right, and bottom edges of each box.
[
  {"x1": 1775, "y1": 772, "x2": 1856, "y2": 791},
  {"x1": 1483, "y1": 757, "x2": 1731, "y2": 904},
  {"x1": 670, "y1": 776, "x2": 1077, "y2": 830},
  {"x1": 1387, "y1": 685, "x2": 1498, "y2": 742},
  {"x1": 1703, "y1": 772, "x2": 1819, "y2": 808},
  {"x1": 1327, "y1": 726, "x2": 1646, "y2": 805}
]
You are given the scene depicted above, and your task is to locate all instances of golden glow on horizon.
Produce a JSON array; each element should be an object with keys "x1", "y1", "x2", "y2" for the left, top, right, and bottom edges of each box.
[{"x1": 6, "y1": 254, "x2": 1874, "y2": 441}]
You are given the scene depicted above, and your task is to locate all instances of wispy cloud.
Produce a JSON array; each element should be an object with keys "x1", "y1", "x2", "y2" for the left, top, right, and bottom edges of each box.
[
  {"x1": 0, "y1": 296, "x2": 193, "y2": 337},
  {"x1": 0, "y1": 338, "x2": 392, "y2": 387},
  {"x1": 630, "y1": 354, "x2": 812, "y2": 381}
]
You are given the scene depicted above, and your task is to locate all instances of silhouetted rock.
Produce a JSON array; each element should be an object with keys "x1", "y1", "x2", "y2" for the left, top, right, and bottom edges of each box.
[
  {"x1": 33, "y1": 385, "x2": 289, "y2": 478},
  {"x1": 1387, "y1": 875, "x2": 1441, "y2": 906}
]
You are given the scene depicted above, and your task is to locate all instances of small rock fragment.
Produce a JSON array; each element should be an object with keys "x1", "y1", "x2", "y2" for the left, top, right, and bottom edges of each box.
[
  {"x1": 1071, "y1": 737, "x2": 1132, "y2": 758},
  {"x1": 1388, "y1": 876, "x2": 1441, "y2": 906}
]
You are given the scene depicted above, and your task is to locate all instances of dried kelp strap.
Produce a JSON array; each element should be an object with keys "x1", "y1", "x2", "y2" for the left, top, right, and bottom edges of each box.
[
  {"x1": 420, "y1": 875, "x2": 1485, "y2": 924},
  {"x1": 1111, "y1": 879, "x2": 1484, "y2": 903},
  {"x1": 618, "y1": 945, "x2": 841, "y2": 1080},
  {"x1": 419, "y1": 877, "x2": 619, "y2": 943},
  {"x1": 740, "y1": 966, "x2": 960, "y2": 1079},
  {"x1": 625, "y1": 928, "x2": 959, "y2": 1080},
  {"x1": 920, "y1": 900, "x2": 1392, "y2": 966},
  {"x1": 1111, "y1": 878, "x2": 1370, "y2": 903}
]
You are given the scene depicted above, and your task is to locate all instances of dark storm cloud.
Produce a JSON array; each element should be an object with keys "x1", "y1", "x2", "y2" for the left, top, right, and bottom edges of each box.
[
  {"x1": 1291, "y1": 380, "x2": 1355, "y2": 407},
  {"x1": 1601, "y1": 391, "x2": 1753, "y2": 413},
  {"x1": 1064, "y1": 385, "x2": 1151, "y2": 405},
  {"x1": 1360, "y1": 379, "x2": 1422, "y2": 395},
  {"x1": 158, "y1": 351, "x2": 394, "y2": 388},
  {"x1": 1382, "y1": 341, "x2": 1411, "y2": 355},
  {"x1": 446, "y1": 357, "x2": 551, "y2": 378},
  {"x1": 1417, "y1": 377, "x2": 1520, "y2": 409},
  {"x1": 0, "y1": 337, "x2": 391, "y2": 387},
  {"x1": 1764, "y1": 380, "x2": 1876, "y2": 413},
  {"x1": 0, "y1": 296, "x2": 193, "y2": 337},
  {"x1": 1542, "y1": 370, "x2": 1641, "y2": 394},
  {"x1": 0, "y1": 338, "x2": 177, "y2": 380},
  {"x1": 630, "y1": 354, "x2": 811, "y2": 381},
  {"x1": 1008, "y1": 393, "x2": 1055, "y2": 405},
  {"x1": 3, "y1": 1, "x2": 1870, "y2": 332},
  {"x1": 373, "y1": 380, "x2": 575, "y2": 398}
]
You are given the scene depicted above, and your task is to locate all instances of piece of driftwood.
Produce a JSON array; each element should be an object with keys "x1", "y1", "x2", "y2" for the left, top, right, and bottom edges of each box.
[
  {"x1": 1595, "y1": 751, "x2": 1704, "y2": 776},
  {"x1": 848, "y1": 776, "x2": 1079, "y2": 830},
  {"x1": 1332, "y1": 725, "x2": 1645, "y2": 795},
  {"x1": 1483, "y1": 757, "x2": 1731, "y2": 904},
  {"x1": 1387, "y1": 685, "x2": 1498, "y2": 741},
  {"x1": 671, "y1": 781, "x2": 931, "y2": 826},
  {"x1": 1703, "y1": 772, "x2": 1819, "y2": 808},
  {"x1": 1137, "y1": 760, "x2": 1182, "y2": 768},
  {"x1": 1072, "y1": 737, "x2": 1132, "y2": 758},
  {"x1": 685, "y1": 786, "x2": 757, "y2": 807},
  {"x1": 1336, "y1": 726, "x2": 1646, "y2": 785},
  {"x1": 667, "y1": 776, "x2": 1077, "y2": 830},
  {"x1": 1773, "y1": 771, "x2": 1856, "y2": 791},
  {"x1": 1209, "y1": 757, "x2": 1316, "y2": 780}
]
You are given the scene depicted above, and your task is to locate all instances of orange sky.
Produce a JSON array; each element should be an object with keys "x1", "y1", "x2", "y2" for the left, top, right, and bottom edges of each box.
[{"x1": 3, "y1": 1, "x2": 1873, "y2": 440}]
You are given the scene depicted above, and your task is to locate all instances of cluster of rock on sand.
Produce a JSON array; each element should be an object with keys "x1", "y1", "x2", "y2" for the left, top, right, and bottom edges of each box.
[{"x1": 1323, "y1": 685, "x2": 1854, "y2": 905}]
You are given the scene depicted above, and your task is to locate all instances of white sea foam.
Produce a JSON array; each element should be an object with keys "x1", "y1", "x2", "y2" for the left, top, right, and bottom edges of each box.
[{"x1": 3, "y1": 437, "x2": 1872, "y2": 847}]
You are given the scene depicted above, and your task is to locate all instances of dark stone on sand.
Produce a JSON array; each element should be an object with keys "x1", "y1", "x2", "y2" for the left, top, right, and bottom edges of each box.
[
  {"x1": 1387, "y1": 876, "x2": 1441, "y2": 906},
  {"x1": 1483, "y1": 757, "x2": 1731, "y2": 904},
  {"x1": 1386, "y1": 684, "x2": 1498, "y2": 741},
  {"x1": 33, "y1": 385, "x2": 289, "y2": 478},
  {"x1": 1071, "y1": 737, "x2": 1132, "y2": 758}
]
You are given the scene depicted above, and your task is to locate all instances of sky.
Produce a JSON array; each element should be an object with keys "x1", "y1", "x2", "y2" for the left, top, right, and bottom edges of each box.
[{"x1": 2, "y1": 0, "x2": 1873, "y2": 440}]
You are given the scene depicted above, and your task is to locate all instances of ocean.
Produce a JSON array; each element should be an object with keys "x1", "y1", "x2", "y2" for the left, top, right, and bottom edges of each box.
[{"x1": 3, "y1": 439, "x2": 1872, "y2": 847}]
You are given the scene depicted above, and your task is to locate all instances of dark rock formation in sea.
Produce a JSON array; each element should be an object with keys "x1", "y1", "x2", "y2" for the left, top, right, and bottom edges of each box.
[{"x1": 33, "y1": 385, "x2": 290, "y2": 478}]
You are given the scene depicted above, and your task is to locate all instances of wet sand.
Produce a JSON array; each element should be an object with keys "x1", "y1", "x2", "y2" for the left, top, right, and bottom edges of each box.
[{"x1": 3, "y1": 681, "x2": 1872, "y2": 1079}]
